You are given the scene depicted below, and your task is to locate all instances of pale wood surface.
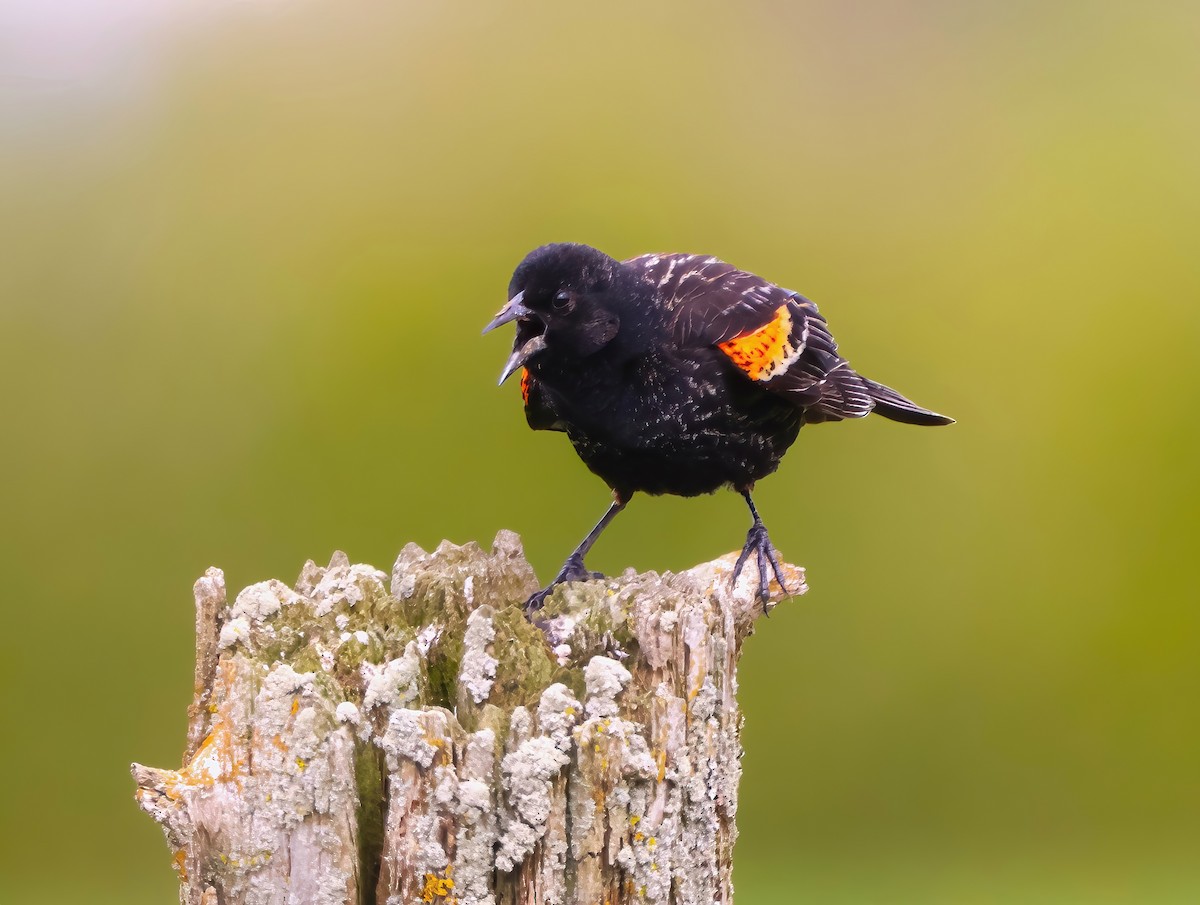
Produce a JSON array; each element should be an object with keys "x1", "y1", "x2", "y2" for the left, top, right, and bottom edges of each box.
[{"x1": 133, "y1": 531, "x2": 804, "y2": 905}]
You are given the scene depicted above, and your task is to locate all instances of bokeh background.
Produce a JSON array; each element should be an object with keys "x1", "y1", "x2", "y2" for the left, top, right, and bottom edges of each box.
[{"x1": 3, "y1": 1, "x2": 1198, "y2": 902}]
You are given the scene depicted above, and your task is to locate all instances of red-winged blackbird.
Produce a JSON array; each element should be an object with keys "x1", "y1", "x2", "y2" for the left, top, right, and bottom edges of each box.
[{"x1": 484, "y1": 243, "x2": 953, "y2": 611}]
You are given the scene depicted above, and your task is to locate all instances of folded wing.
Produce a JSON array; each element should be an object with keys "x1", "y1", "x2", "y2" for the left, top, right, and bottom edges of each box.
[
  {"x1": 630, "y1": 254, "x2": 873, "y2": 422},
  {"x1": 630, "y1": 253, "x2": 952, "y2": 426}
]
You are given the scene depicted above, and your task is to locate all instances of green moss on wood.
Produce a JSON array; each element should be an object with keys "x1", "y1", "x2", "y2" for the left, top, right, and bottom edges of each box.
[
  {"x1": 354, "y1": 743, "x2": 386, "y2": 905},
  {"x1": 425, "y1": 628, "x2": 464, "y2": 709},
  {"x1": 490, "y1": 606, "x2": 559, "y2": 711}
]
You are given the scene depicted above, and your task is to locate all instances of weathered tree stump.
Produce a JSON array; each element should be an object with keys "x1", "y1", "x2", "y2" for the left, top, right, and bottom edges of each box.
[{"x1": 132, "y1": 531, "x2": 805, "y2": 905}]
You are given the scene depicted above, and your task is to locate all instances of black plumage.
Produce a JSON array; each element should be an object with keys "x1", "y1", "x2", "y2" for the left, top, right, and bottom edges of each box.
[{"x1": 484, "y1": 243, "x2": 953, "y2": 611}]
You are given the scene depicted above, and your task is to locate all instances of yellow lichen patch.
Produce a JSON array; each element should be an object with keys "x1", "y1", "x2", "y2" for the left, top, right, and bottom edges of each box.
[
  {"x1": 290, "y1": 697, "x2": 301, "y2": 716},
  {"x1": 421, "y1": 867, "x2": 455, "y2": 902},
  {"x1": 172, "y1": 849, "x2": 188, "y2": 881},
  {"x1": 717, "y1": 304, "x2": 799, "y2": 381},
  {"x1": 634, "y1": 832, "x2": 644, "y2": 843},
  {"x1": 629, "y1": 815, "x2": 640, "y2": 826},
  {"x1": 295, "y1": 757, "x2": 307, "y2": 770},
  {"x1": 244, "y1": 851, "x2": 273, "y2": 867},
  {"x1": 423, "y1": 734, "x2": 453, "y2": 768}
]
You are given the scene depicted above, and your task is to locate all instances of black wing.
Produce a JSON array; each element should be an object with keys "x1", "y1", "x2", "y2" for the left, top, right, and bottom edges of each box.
[{"x1": 627, "y1": 253, "x2": 872, "y2": 423}]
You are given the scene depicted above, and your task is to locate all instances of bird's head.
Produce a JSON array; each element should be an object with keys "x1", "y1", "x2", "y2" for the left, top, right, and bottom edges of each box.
[{"x1": 483, "y1": 243, "x2": 623, "y2": 384}]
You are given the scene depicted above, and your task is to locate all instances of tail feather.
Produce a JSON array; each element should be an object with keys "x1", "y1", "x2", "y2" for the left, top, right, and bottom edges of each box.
[{"x1": 864, "y1": 377, "x2": 954, "y2": 426}]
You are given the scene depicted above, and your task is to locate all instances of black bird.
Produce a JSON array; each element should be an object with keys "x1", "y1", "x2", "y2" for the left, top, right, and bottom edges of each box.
[{"x1": 484, "y1": 243, "x2": 953, "y2": 612}]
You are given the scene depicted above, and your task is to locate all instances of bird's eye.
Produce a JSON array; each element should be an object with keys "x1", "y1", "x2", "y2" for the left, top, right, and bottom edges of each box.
[{"x1": 552, "y1": 290, "x2": 574, "y2": 312}]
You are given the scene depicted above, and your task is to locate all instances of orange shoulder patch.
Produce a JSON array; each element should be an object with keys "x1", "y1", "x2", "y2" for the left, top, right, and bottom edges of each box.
[
  {"x1": 520, "y1": 367, "x2": 532, "y2": 405},
  {"x1": 717, "y1": 304, "x2": 801, "y2": 381}
]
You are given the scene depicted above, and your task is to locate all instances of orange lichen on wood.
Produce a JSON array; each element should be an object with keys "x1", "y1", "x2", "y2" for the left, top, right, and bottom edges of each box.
[{"x1": 177, "y1": 716, "x2": 243, "y2": 791}]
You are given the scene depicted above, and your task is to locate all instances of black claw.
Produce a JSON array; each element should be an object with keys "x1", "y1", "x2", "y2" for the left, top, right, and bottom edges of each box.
[
  {"x1": 524, "y1": 586, "x2": 554, "y2": 614},
  {"x1": 524, "y1": 554, "x2": 606, "y2": 616},
  {"x1": 732, "y1": 523, "x2": 790, "y2": 613},
  {"x1": 766, "y1": 546, "x2": 789, "y2": 592},
  {"x1": 554, "y1": 552, "x2": 605, "y2": 584}
]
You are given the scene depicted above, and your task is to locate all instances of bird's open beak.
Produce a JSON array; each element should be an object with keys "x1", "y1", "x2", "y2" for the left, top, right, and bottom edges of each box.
[
  {"x1": 497, "y1": 334, "x2": 546, "y2": 385},
  {"x1": 482, "y1": 290, "x2": 529, "y2": 335}
]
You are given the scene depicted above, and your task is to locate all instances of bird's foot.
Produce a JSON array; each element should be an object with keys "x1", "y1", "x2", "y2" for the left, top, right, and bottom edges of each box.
[
  {"x1": 524, "y1": 553, "x2": 605, "y2": 615},
  {"x1": 732, "y1": 523, "x2": 791, "y2": 613}
]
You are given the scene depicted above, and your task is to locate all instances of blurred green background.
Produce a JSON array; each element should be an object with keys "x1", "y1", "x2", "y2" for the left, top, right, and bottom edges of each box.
[{"x1": 2, "y1": 1, "x2": 1197, "y2": 902}]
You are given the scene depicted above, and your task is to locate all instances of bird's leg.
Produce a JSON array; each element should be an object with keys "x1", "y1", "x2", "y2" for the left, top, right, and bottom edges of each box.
[
  {"x1": 525, "y1": 494, "x2": 628, "y2": 614},
  {"x1": 732, "y1": 489, "x2": 791, "y2": 612}
]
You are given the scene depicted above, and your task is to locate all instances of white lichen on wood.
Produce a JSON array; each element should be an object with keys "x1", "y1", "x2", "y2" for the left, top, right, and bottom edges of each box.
[
  {"x1": 458, "y1": 607, "x2": 499, "y2": 706},
  {"x1": 133, "y1": 530, "x2": 805, "y2": 905}
]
